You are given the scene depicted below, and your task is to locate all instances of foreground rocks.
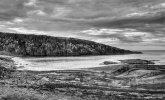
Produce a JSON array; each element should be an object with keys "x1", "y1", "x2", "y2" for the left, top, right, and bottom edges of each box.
[
  {"x1": 0, "y1": 57, "x2": 15, "y2": 79},
  {"x1": 101, "y1": 59, "x2": 156, "y2": 65},
  {"x1": 0, "y1": 58, "x2": 165, "y2": 100}
]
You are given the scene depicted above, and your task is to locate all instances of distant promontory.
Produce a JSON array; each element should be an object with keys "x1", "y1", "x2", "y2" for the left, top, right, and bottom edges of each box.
[{"x1": 0, "y1": 32, "x2": 141, "y2": 57}]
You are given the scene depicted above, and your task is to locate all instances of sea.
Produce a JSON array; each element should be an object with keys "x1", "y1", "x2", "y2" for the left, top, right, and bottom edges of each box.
[{"x1": 12, "y1": 50, "x2": 165, "y2": 71}]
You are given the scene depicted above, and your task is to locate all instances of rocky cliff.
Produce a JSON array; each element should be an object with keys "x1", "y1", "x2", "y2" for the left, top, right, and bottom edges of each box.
[{"x1": 0, "y1": 32, "x2": 141, "y2": 57}]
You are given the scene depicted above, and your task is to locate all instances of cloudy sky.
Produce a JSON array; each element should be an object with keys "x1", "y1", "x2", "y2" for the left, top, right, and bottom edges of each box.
[{"x1": 0, "y1": 0, "x2": 165, "y2": 50}]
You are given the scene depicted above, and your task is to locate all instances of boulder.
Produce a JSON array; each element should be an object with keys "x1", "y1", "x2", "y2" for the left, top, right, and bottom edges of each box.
[{"x1": 102, "y1": 61, "x2": 118, "y2": 65}]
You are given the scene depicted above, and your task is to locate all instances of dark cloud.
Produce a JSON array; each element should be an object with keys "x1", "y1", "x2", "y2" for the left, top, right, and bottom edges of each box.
[
  {"x1": 89, "y1": 12, "x2": 165, "y2": 28},
  {"x1": 38, "y1": 0, "x2": 68, "y2": 5},
  {"x1": 0, "y1": 11, "x2": 22, "y2": 21},
  {"x1": 0, "y1": 0, "x2": 30, "y2": 21},
  {"x1": 121, "y1": 0, "x2": 164, "y2": 4}
]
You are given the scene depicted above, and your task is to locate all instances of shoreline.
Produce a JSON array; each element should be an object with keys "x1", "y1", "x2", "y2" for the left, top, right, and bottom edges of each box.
[
  {"x1": 10, "y1": 56, "x2": 163, "y2": 71},
  {"x1": 7, "y1": 49, "x2": 165, "y2": 71},
  {"x1": 1, "y1": 55, "x2": 165, "y2": 100}
]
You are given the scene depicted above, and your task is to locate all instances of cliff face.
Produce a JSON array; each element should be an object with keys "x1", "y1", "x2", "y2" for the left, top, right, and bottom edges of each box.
[{"x1": 0, "y1": 32, "x2": 141, "y2": 57}]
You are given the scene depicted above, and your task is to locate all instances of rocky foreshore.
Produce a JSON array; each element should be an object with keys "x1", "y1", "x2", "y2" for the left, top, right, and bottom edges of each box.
[{"x1": 0, "y1": 56, "x2": 165, "y2": 100}]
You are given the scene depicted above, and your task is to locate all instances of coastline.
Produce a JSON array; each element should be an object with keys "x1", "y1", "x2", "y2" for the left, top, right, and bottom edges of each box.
[
  {"x1": 0, "y1": 55, "x2": 165, "y2": 100},
  {"x1": 10, "y1": 52, "x2": 165, "y2": 71}
]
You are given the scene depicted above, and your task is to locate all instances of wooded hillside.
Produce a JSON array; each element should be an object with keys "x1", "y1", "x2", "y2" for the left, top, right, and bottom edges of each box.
[{"x1": 0, "y1": 32, "x2": 141, "y2": 57}]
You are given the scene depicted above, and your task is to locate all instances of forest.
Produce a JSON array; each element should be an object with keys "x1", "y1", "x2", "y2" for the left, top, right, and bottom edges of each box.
[{"x1": 0, "y1": 32, "x2": 141, "y2": 57}]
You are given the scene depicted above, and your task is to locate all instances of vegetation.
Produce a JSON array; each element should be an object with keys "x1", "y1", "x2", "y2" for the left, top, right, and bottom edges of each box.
[{"x1": 0, "y1": 32, "x2": 141, "y2": 57}]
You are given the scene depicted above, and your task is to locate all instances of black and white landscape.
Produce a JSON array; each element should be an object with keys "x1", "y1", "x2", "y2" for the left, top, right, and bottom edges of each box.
[{"x1": 0, "y1": 0, "x2": 165, "y2": 100}]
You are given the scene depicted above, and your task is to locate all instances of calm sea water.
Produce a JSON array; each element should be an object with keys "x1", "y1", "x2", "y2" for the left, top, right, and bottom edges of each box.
[{"x1": 12, "y1": 50, "x2": 165, "y2": 71}]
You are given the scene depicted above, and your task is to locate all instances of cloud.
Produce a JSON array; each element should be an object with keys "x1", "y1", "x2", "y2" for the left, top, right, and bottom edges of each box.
[
  {"x1": 51, "y1": 7, "x2": 71, "y2": 18},
  {"x1": 24, "y1": 0, "x2": 37, "y2": 7},
  {"x1": 13, "y1": 18, "x2": 24, "y2": 23},
  {"x1": 89, "y1": 13, "x2": 165, "y2": 28},
  {"x1": 0, "y1": 0, "x2": 165, "y2": 50},
  {"x1": 27, "y1": 10, "x2": 46, "y2": 16},
  {"x1": 8, "y1": 27, "x2": 46, "y2": 35},
  {"x1": 81, "y1": 28, "x2": 123, "y2": 35},
  {"x1": 94, "y1": 38, "x2": 120, "y2": 44},
  {"x1": 81, "y1": 28, "x2": 153, "y2": 43},
  {"x1": 0, "y1": 0, "x2": 28, "y2": 21}
]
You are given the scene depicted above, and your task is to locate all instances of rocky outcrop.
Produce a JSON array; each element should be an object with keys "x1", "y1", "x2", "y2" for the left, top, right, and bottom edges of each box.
[
  {"x1": 0, "y1": 66, "x2": 13, "y2": 79},
  {"x1": 101, "y1": 61, "x2": 118, "y2": 65},
  {"x1": 0, "y1": 32, "x2": 141, "y2": 57},
  {"x1": 0, "y1": 57, "x2": 15, "y2": 79},
  {"x1": 119, "y1": 59, "x2": 155, "y2": 65}
]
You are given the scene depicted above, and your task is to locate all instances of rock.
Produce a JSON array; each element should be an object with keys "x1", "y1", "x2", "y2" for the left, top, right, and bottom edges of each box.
[
  {"x1": 0, "y1": 57, "x2": 13, "y2": 62},
  {"x1": 0, "y1": 66, "x2": 13, "y2": 79},
  {"x1": 102, "y1": 61, "x2": 118, "y2": 65},
  {"x1": 119, "y1": 59, "x2": 155, "y2": 65},
  {"x1": 18, "y1": 66, "x2": 25, "y2": 68},
  {"x1": 37, "y1": 77, "x2": 49, "y2": 84}
]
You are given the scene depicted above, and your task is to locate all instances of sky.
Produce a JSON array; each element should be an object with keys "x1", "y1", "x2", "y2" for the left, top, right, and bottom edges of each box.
[{"x1": 0, "y1": 0, "x2": 165, "y2": 50}]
